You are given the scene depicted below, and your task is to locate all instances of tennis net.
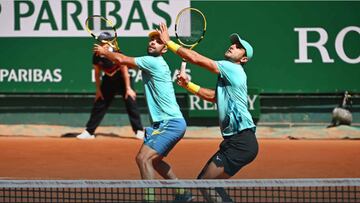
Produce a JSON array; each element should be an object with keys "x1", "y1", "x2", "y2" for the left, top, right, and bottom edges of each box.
[{"x1": 0, "y1": 178, "x2": 359, "y2": 202}]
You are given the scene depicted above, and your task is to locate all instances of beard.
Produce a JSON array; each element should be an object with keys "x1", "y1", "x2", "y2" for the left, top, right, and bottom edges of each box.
[
  {"x1": 147, "y1": 51, "x2": 160, "y2": 57},
  {"x1": 147, "y1": 47, "x2": 160, "y2": 56},
  {"x1": 147, "y1": 47, "x2": 164, "y2": 57},
  {"x1": 224, "y1": 51, "x2": 242, "y2": 63}
]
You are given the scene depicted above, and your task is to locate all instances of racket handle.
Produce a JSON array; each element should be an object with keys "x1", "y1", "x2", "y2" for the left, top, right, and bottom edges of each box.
[{"x1": 180, "y1": 61, "x2": 187, "y2": 76}]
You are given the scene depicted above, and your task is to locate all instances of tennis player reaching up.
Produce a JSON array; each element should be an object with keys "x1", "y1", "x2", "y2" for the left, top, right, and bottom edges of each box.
[
  {"x1": 158, "y1": 22, "x2": 258, "y2": 180},
  {"x1": 93, "y1": 31, "x2": 187, "y2": 182}
]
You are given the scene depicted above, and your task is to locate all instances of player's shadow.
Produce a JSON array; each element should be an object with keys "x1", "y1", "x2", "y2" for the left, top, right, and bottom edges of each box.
[
  {"x1": 61, "y1": 132, "x2": 120, "y2": 138},
  {"x1": 61, "y1": 132, "x2": 134, "y2": 139}
]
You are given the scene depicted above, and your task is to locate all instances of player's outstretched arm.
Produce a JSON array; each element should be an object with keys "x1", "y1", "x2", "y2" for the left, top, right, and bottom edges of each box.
[
  {"x1": 177, "y1": 72, "x2": 216, "y2": 103},
  {"x1": 158, "y1": 23, "x2": 219, "y2": 74},
  {"x1": 194, "y1": 86, "x2": 216, "y2": 103},
  {"x1": 120, "y1": 65, "x2": 136, "y2": 100},
  {"x1": 93, "y1": 44, "x2": 138, "y2": 69}
]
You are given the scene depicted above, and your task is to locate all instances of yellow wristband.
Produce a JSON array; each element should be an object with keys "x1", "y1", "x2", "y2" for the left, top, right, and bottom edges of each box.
[
  {"x1": 186, "y1": 82, "x2": 201, "y2": 94},
  {"x1": 166, "y1": 41, "x2": 181, "y2": 53}
]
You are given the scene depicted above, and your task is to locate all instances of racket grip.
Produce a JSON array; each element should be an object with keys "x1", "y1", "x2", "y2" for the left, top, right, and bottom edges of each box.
[{"x1": 180, "y1": 61, "x2": 187, "y2": 76}]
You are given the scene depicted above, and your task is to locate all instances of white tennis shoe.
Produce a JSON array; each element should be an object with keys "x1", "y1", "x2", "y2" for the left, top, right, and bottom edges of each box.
[{"x1": 76, "y1": 130, "x2": 95, "y2": 139}]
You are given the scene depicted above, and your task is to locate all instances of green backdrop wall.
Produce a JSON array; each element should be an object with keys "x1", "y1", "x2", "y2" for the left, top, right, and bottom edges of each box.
[{"x1": 0, "y1": 0, "x2": 359, "y2": 94}]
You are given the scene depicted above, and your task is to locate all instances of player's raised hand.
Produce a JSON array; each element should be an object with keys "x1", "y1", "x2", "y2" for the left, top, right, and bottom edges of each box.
[
  {"x1": 158, "y1": 23, "x2": 171, "y2": 44},
  {"x1": 93, "y1": 44, "x2": 107, "y2": 56}
]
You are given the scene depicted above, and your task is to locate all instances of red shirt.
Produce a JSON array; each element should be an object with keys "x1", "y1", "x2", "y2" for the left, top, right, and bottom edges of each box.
[{"x1": 92, "y1": 52, "x2": 121, "y2": 76}]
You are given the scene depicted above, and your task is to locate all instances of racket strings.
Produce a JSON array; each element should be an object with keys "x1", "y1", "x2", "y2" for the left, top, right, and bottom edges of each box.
[
  {"x1": 176, "y1": 10, "x2": 205, "y2": 46},
  {"x1": 87, "y1": 17, "x2": 116, "y2": 41}
]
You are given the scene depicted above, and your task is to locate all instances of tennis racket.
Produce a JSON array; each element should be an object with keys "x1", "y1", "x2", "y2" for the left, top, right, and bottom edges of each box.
[
  {"x1": 85, "y1": 15, "x2": 120, "y2": 51},
  {"x1": 175, "y1": 7, "x2": 207, "y2": 76}
]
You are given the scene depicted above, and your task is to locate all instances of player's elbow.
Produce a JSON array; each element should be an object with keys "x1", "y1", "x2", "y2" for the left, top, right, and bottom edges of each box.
[
  {"x1": 199, "y1": 90, "x2": 216, "y2": 103},
  {"x1": 114, "y1": 56, "x2": 124, "y2": 65},
  {"x1": 201, "y1": 97, "x2": 216, "y2": 103}
]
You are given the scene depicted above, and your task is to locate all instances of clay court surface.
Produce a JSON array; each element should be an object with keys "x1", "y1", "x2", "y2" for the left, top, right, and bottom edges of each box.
[{"x1": 0, "y1": 137, "x2": 359, "y2": 180}]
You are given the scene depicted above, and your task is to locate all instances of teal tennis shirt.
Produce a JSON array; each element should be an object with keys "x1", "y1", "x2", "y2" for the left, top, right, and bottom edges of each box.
[
  {"x1": 216, "y1": 60, "x2": 256, "y2": 137},
  {"x1": 135, "y1": 56, "x2": 183, "y2": 122}
]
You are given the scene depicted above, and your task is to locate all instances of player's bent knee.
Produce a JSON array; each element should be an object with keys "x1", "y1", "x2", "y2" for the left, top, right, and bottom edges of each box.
[
  {"x1": 135, "y1": 153, "x2": 146, "y2": 166},
  {"x1": 136, "y1": 152, "x2": 153, "y2": 166}
]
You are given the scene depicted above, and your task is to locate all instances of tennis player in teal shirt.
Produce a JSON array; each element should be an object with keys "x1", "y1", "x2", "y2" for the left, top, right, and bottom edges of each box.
[
  {"x1": 158, "y1": 23, "x2": 258, "y2": 181},
  {"x1": 93, "y1": 31, "x2": 187, "y2": 184}
]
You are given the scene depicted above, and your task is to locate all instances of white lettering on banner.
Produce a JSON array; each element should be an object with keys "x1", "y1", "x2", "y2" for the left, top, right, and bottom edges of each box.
[
  {"x1": 91, "y1": 69, "x2": 96, "y2": 83},
  {"x1": 189, "y1": 95, "x2": 259, "y2": 111},
  {"x1": 203, "y1": 99, "x2": 216, "y2": 110},
  {"x1": 294, "y1": 26, "x2": 360, "y2": 64},
  {"x1": 0, "y1": 0, "x2": 190, "y2": 37},
  {"x1": 129, "y1": 69, "x2": 143, "y2": 83},
  {"x1": 190, "y1": 95, "x2": 211, "y2": 110},
  {"x1": 248, "y1": 95, "x2": 258, "y2": 110},
  {"x1": 91, "y1": 69, "x2": 142, "y2": 83},
  {"x1": 128, "y1": 69, "x2": 137, "y2": 78},
  {"x1": 335, "y1": 26, "x2": 360, "y2": 64},
  {"x1": 294, "y1": 27, "x2": 334, "y2": 63},
  {"x1": 0, "y1": 68, "x2": 62, "y2": 82},
  {"x1": 91, "y1": 69, "x2": 191, "y2": 83}
]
